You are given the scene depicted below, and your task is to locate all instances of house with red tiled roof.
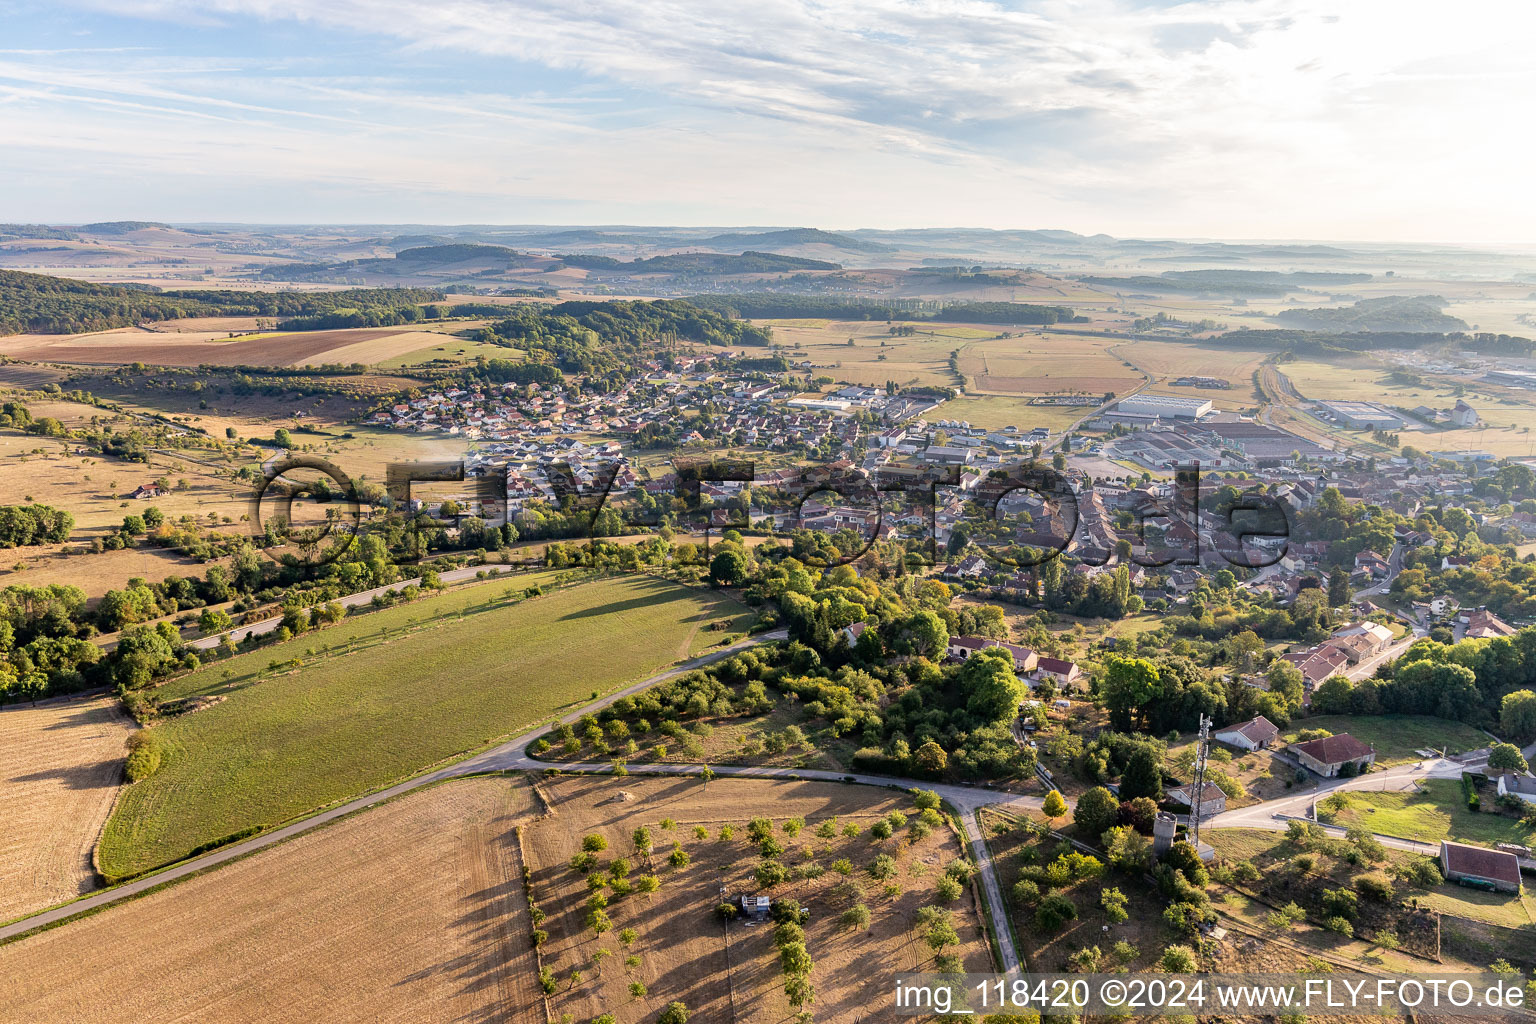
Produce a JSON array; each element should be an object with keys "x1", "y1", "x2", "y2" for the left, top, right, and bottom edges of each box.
[{"x1": 1291, "y1": 732, "x2": 1376, "y2": 777}]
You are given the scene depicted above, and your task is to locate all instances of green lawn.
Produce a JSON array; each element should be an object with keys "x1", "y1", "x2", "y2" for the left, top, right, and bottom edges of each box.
[
  {"x1": 1286, "y1": 715, "x2": 1489, "y2": 765},
  {"x1": 99, "y1": 572, "x2": 752, "y2": 879},
  {"x1": 1317, "y1": 779, "x2": 1536, "y2": 848}
]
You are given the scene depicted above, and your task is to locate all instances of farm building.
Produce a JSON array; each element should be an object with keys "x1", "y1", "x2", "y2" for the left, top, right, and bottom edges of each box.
[
  {"x1": 1213, "y1": 715, "x2": 1279, "y2": 752},
  {"x1": 1291, "y1": 733, "x2": 1376, "y2": 777},
  {"x1": 1164, "y1": 781, "x2": 1227, "y2": 817},
  {"x1": 1440, "y1": 840, "x2": 1521, "y2": 894}
]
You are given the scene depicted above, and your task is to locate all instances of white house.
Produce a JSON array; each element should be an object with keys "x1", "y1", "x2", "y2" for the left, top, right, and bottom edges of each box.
[
  {"x1": 1497, "y1": 774, "x2": 1536, "y2": 806},
  {"x1": 1213, "y1": 716, "x2": 1279, "y2": 752}
]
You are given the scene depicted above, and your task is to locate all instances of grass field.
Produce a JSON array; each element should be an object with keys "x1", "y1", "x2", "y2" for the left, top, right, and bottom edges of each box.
[
  {"x1": 1317, "y1": 779, "x2": 1536, "y2": 848},
  {"x1": 375, "y1": 337, "x2": 522, "y2": 369},
  {"x1": 1, "y1": 776, "x2": 542, "y2": 1023},
  {"x1": 957, "y1": 332, "x2": 1144, "y2": 397},
  {"x1": 526, "y1": 775, "x2": 992, "y2": 1024},
  {"x1": 97, "y1": 572, "x2": 753, "y2": 878},
  {"x1": 934, "y1": 394, "x2": 1083, "y2": 432},
  {"x1": 758, "y1": 318, "x2": 965, "y2": 389},
  {"x1": 0, "y1": 697, "x2": 131, "y2": 921},
  {"x1": 1284, "y1": 715, "x2": 1490, "y2": 764}
]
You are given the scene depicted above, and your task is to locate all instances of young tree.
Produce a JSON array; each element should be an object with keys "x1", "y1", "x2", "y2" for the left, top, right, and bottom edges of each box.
[{"x1": 1042, "y1": 789, "x2": 1068, "y2": 827}]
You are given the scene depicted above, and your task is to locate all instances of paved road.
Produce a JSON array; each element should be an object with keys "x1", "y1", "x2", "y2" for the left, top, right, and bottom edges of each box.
[
  {"x1": 0, "y1": 628, "x2": 786, "y2": 944},
  {"x1": 185, "y1": 563, "x2": 524, "y2": 651},
  {"x1": 1206, "y1": 755, "x2": 1465, "y2": 834}
]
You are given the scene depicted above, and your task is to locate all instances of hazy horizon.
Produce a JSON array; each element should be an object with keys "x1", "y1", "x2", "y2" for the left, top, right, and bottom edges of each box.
[{"x1": 4, "y1": 2, "x2": 1535, "y2": 244}]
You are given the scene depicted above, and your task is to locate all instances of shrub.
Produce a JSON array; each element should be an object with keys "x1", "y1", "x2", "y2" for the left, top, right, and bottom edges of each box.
[
  {"x1": 1324, "y1": 915, "x2": 1354, "y2": 937},
  {"x1": 1011, "y1": 879, "x2": 1040, "y2": 905},
  {"x1": 1160, "y1": 945, "x2": 1197, "y2": 972},
  {"x1": 583, "y1": 834, "x2": 609, "y2": 853},
  {"x1": 936, "y1": 875, "x2": 964, "y2": 901},
  {"x1": 1356, "y1": 872, "x2": 1394, "y2": 902},
  {"x1": 1321, "y1": 888, "x2": 1358, "y2": 920},
  {"x1": 123, "y1": 731, "x2": 163, "y2": 782},
  {"x1": 1034, "y1": 893, "x2": 1077, "y2": 931},
  {"x1": 869, "y1": 854, "x2": 898, "y2": 880},
  {"x1": 756, "y1": 860, "x2": 789, "y2": 887},
  {"x1": 831, "y1": 858, "x2": 853, "y2": 875}
]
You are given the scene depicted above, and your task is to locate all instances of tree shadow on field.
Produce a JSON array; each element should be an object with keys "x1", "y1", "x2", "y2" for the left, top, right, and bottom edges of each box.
[
  {"x1": 394, "y1": 826, "x2": 533, "y2": 1024},
  {"x1": 9, "y1": 757, "x2": 122, "y2": 789},
  {"x1": 38, "y1": 704, "x2": 118, "y2": 730},
  {"x1": 557, "y1": 588, "x2": 685, "y2": 622}
]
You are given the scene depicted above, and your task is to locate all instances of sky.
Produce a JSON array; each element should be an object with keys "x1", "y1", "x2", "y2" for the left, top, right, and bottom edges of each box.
[{"x1": 2, "y1": 0, "x2": 1535, "y2": 242}]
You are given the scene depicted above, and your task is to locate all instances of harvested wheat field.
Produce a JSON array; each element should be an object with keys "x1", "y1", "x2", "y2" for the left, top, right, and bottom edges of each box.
[
  {"x1": 0, "y1": 696, "x2": 130, "y2": 921},
  {"x1": 524, "y1": 775, "x2": 993, "y2": 1024},
  {"x1": 0, "y1": 324, "x2": 436, "y2": 368},
  {"x1": 0, "y1": 776, "x2": 540, "y2": 1024}
]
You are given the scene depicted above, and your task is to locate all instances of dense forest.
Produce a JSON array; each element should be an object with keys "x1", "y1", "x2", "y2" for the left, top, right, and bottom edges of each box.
[
  {"x1": 0, "y1": 270, "x2": 442, "y2": 335},
  {"x1": 0, "y1": 224, "x2": 78, "y2": 242},
  {"x1": 687, "y1": 293, "x2": 1078, "y2": 324},
  {"x1": 1274, "y1": 295, "x2": 1468, "y2": 333},
  {"x1": 481, "y1": 299, "x2": 772, "y2": 383}
]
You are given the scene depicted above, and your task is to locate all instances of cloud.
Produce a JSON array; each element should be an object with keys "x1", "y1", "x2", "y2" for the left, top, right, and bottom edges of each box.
[{"x1": 3, "y1": 0, "x2": 1536, "y2": 239}]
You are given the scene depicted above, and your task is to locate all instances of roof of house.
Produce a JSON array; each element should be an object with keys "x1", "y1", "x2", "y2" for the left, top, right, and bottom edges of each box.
[
  {"x1": 1166, "y1": 782, "x2": 1226, "y2": 805},
  {"x1": 1292, "y1": 732, "x2": 1375, "y2": 765},
  {"x1": 1035, "y1": 656, "x2": 1078, "y2": 676},
  {"x1": 1440, "y1": 840, "x2": 1522, "y2": 887},
  {"x1": 1463, "y1": 608, "x2": 1517, "y2": 638},
  {"x1": 949, "y1": 636, "x2": 1035, "y2": 661},
  {"x1": 1499, "y1": 773, "x2": 1536, "y2": 796},
  {"x1": 1216, "y1": 716, "x2": 1280, "y2": 745},
  {"x1": 844, "y1": 621, "x2": 868, "y2": 640}
]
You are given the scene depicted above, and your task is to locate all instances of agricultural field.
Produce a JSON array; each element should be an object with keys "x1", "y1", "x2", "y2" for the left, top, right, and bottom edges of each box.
[
  {"x1": 97, "y1": 572, "x2": 753, "y2": 879},
  {"x1": 0, "y1": 696, "x2": 132, "y2": 921},
  {"x1": 0, "y1": 322, "x2": 474, "y2": 368},
  {"x1": 6, "y1": 544, "x2": 223, "y2": 602},
  {"x1": 1282, "y1": 715, "x2": 1490, "y2": 765},
  {"x1": 757, "y1": 318, "x2": 968, "y2": 389},
  {"x1": 1111, "y1": 338, "x2": 1269, "y2": 405},
  {"x1": 523, "y1": 775, "x2": 993, "y2": 1024},
  {"x1": 374, "y1": 336, "x2": 521, "y2": 369},
  {"x1": 1317, "y1": 779, "x2": 1536, "y2": 849},
  {"x1": 956, "y1": 332, "x2": 1144, "y2": 398},
  {"x1": 980, "y1": 808, "x2": 1168, "y2": 972},
  {"x1": 0, "y1": 776, "x2": 542, "y2": 1024}
]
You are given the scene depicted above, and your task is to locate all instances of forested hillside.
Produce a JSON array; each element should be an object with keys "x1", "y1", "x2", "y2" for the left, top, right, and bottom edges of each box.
[
  {"x1": 482, "y1": 299, "x2": 771, "y2": 382},
  {"x1": 0, "y1": 270, "x2": 442, "y2": 335}
]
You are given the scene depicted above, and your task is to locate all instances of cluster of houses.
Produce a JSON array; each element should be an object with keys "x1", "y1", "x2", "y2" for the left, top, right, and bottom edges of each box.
[
  {"x1": 1282, "y1": 620, "x2": 1396, "y2": 689},
  {"x1": 942, "y1": 634, "x2": 1081, "y2": 688}
]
